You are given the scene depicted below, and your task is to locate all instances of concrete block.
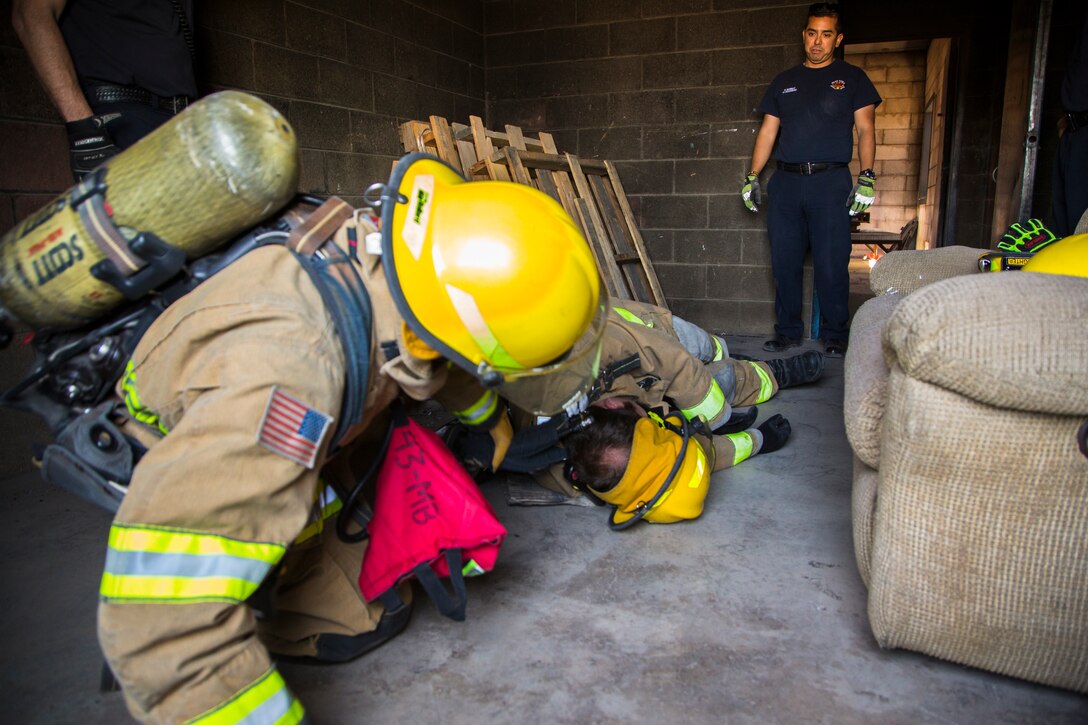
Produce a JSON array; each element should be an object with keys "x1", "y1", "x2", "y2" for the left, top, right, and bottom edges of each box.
[
  {"x1": 641, "y1": 229, "x2": 675, "y2": 262},
  {"x1": 406, "y1": 6, "x2": 453, "y2": 55},
  {"x1": 609, "y1": 18, "x2": 676, "y2": 56},
  {"x1": 254, "y1": 43, "x2": 321, "y2": 100},
  {"x1": 578, "y1": 126, "x2": 643, "y2": 160},
  {"x1": 609, "y1": 91, "x2": 676, "y2": 125},
  {"x1": 416, "y1": 86, "x2": 459, "y2": 121},
  {"x1": 200, "y1": 0, "x2": 285, "y2": 44},
  {"x1": 655, "y1": 262, "x2": 707, "y2": 298},
  {"x1": 881, "y1": 97, "x2": 922, "y2": 115},
  {"x1": 318, "y1": 59, "x2": 373, "y2": 110},
  {"x1": 349, "y1": 112, "x2": 403, "y2": 156},
  {"x1": 673, "y1": 229, "x2": 742, "y2": 264},
  {"x1": 546, "y1": 26, "x2": 609, "y2": 62},
  {"x1": 675, "y1": 158, "x2": 734, "y2": 192},
  {"x1": 878, "y1": 81, "x2": 920, "y2": 101},
  {"x1": 545, "y1": 94, "x2": 609, "y2": 128},
  {"x1": 345, "y1": 25, "x2": 395, "y2": 73},
  {"x1": 711, "y1": 122, "x2": 760, "y2": 157},
  {"x1": 202, "y1": 31, "x2": 256, "y2": 91},
  {"x1": 707, "y1": 263, "x2": 775, "y2": 301},
  {"x1": 740, "y1": 229, "x2": 773, "y2": 265},
  {"x1": 677, "y1": 86, "x2": 748, "y2": 124},
  {"x1": 573, "y1": 57, "x2": 642, "y2": 94},
  {"x1": 483, "y1": 1, "x2": 516, "y2": 34},
  {"x1": 709, "y1": 191, "x2": 763, "y2": 230},
  {"x1": 518, "y1": 64, "x2": 579, "y2": 98},
  {"x1": 451, "y1": 24, "x2": 485, "y2": 67},
  {"x1": 729, "y1": 299, "x2": 776, "y2": 335},
  {"x1": 676, "y1": 11, "x2": 749, "y2": 51},
  {"x1": 645, "y1": 125, "x2": 711, "y2": 160},
  {"x1": 640, "y1": 194, "x2": 708, "y2": 230},
  {"x1": 0, "y1": 195, "x2": 13, "y2": 235},
  {"x1": 887, "y1": 64, "x2": 925, "y2": 82},
  {"x1": 881, "y1": 128, "x2": 921, "y2": 145},
  {"x1": 0, "y1": 48, "x2": 60, "y2": 121},
  {"x1": 516, "y1": 0, "x2": 576, "y2": 30},
  {"x1": 875, "y1": 112, "x2": 913, "y2": 130},
  {"x1": 374, "y1": 73, "x2": 419, "y2": 118},
  {"x1": 436, "y1": 57, "x2": 472, "y2": 96},
  {"x1": 486, "y1": 30, "x2": 548, "y2": 67},
  {"x1": 289, "y1": 101, "x2": 351, "y2": 152},
  {"x1": 613, "y1": 160, "x2": 674, "y2": 195},
  {"x1": 487, "y1": 67, "x2": 517, "y2": 99},
  {"x1": 285, "y1": 3, "x2": 346, "y2": 62},
  {"x1": 325, "y1": 152, "x2": 391, "y2": 198},
  {"x1": 394, "y1": 39, "x2": 438, "y2": 86},
  {"x1": 489, "y1": 98, "x2": 546, "y2": 129},
  {"x1": 643, "y1": 0, "x2": 713, "y2": 18},
  {"x1": 712, "y1": 46, "x2": 789, "y2": 86},
  {"x1": 744, "y1": 7, "x2": 803, "y2": 45},
  {"x1": 644, "y1": 52, "x2": 712, "y2": 90},
  {"x1": 298, "y1": 149, "x2": 327, "y2": 194},
  {"x1": 0, "y1": 121, "x2": 68, "y2": 193},
  {"x1": 577, "y1": 0, "x2": 642, "y2": 24}
]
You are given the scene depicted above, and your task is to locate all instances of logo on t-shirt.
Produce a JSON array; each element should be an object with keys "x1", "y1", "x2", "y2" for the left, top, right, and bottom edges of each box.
[
  {"x1": 782, "y1": 86, "x2": 798, "y2": 94},
  {"x1": 830, "y1": 80, "x2": 846, "y2": 90}
]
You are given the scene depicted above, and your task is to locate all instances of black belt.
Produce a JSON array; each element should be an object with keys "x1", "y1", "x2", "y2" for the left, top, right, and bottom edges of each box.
[
  {"x1": 87, "y1": 84, "x2": 192, "y2": 114},
  {"x1": 1067, "y1": 110, "x2": 1088, "y2": 133},
  {"x1": 776, "y1": 161, "x2": 848, "y2": 175}
]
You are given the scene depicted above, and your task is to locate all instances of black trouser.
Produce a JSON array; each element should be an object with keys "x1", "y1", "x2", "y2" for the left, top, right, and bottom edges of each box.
[
  {"x1": 88, "y1": 99, "x2": 177, "y2": 149},
  {"x1": 766, "y1": 166, "x2": 853, "y2": 341}
]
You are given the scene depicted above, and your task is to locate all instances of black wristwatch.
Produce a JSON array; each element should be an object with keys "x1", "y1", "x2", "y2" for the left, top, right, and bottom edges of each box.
[{"x1": 860, "y1": 168, "x2": 876, "y2": 180}]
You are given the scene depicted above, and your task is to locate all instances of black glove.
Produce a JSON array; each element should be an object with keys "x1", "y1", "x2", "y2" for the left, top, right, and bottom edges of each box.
[
  {"x1": 449, "y1": 420, "x2": 568, "y2": 475},
  {"x1": 756, "y1": 413, "x2": 791, "y2": 454},
  {"x1": 65, "y1": 114, "x2": 120, "y2": 181}
]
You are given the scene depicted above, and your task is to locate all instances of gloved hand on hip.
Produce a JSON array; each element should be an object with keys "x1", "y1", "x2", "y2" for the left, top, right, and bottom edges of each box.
[
  {"x1": 740, "y1": 173, "x2": 761, "y2": 213},
  {"x1": 847, "y1": 170, "x2": 876, "y2": 216},
  {"x1": 65, "y1": 113, "x2": 120, "y2": 181}
]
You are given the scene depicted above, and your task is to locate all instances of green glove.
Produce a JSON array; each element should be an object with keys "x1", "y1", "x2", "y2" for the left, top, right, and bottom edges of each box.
[
  {"x1": 996, "y1": 218, "x2": 1059, "y2": 253},
  {"x1": 741, "y1": 173, "x2": 761, "y2": 213},
  {"x1": 847, "y1": 171, "x2": 876, "y2": 216}
]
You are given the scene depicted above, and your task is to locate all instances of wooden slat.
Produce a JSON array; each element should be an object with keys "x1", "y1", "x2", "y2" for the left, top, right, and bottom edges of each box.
[
  {"x1": 604, "y1": 160, "x2": 666, "y2": 307},
  {"x1": 503, "y1": 147, "x2": 534, "y2": 186},
  {"x1": 470, "y1": 116, "x2": 510, "y2": 182},
  {"x1": 566, "y1": 154, "x2": 627, "y2": 300},
  {"x1": 427, "y1": 115, "x2": 460, "y2": 169}
]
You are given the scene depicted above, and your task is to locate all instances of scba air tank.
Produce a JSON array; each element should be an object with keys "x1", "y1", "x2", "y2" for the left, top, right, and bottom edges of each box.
[{"x1": 0, "y1": 91, "x2": 299, "y2": 331}]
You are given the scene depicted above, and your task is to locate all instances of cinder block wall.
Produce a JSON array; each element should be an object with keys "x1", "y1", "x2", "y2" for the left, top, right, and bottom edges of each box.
[{"x1": 483, "y1": 1, "x2": 811, "y2": 336}]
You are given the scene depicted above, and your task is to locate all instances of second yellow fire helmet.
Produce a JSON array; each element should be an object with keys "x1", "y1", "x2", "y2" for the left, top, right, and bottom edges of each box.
[
  {"x1": 593, "y1": 412, "x2": 714, "y2": 528},
  {"x1": 376, "y1": 153, "x2": 606, "y2": 416}
]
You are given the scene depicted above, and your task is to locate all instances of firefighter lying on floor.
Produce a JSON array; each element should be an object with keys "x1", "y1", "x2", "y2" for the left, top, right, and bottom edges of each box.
[{"x1": 450, "y1": 299, "x2": 826, "y2": 517}]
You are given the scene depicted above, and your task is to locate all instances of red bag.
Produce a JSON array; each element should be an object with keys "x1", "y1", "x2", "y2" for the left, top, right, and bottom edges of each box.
[{"x1": 357, "y1": 404, "x2": 506, "y2": 621}]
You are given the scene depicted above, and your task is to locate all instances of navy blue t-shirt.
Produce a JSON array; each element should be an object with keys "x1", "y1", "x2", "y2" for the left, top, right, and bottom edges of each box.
[{"x1": 758, "y1": 59, "x2": 881, "y2": 164}]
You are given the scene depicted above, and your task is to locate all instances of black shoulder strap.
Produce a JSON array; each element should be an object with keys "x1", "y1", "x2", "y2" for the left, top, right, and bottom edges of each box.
[{"x1": 283, "y1": 198, "x2": 372, "y2": 453}]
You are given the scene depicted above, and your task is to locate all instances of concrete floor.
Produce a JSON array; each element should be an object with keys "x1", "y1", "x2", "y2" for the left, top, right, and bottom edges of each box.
[{"x1": 2, "y1": 331, "x2": 1087, "y2": 724}]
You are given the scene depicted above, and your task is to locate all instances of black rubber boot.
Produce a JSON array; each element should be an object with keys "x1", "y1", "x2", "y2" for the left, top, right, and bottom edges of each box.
[
  {"x1": 713, "y1": 406, "x2": 758, "y2": 435},
  {"x1": 756, "y1": 414, "x2": 791, "y2": 453},
  {"x1": 766, "y1": 350, "x2": 825, "y2": 389}
]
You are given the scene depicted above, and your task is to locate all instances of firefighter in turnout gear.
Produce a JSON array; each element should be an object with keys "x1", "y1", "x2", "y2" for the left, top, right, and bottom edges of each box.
[{"x1": 49, "y1": 153, "x2": 605, "y2": 723}]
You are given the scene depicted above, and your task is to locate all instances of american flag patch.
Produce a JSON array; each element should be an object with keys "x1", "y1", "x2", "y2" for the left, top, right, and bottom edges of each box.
[{"x1": 257, "y1": 387, "x2": 334, "y2": 469}]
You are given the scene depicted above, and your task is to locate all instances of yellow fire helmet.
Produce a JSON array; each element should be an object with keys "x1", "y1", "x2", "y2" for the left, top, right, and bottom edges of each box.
[
  {"x1": 1022, "y1": 232, "x2": 1088, "y2": 278},
  {"x1": 594, "y1": 413, "x2": 713, "y2": 528},
  {"x1": 376, "y1": 153, "x2": 607, "y2": 416}
]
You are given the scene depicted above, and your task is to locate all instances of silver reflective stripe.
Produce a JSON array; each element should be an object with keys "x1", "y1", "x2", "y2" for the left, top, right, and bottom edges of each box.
[{"x1": 104, "y1": 549, "x2": 271, "y2": 585}]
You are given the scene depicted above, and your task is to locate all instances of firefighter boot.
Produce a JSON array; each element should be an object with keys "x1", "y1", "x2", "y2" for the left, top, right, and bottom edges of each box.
[{"x1": 766, "y1": 351, "x2": 825, "y2": 389}]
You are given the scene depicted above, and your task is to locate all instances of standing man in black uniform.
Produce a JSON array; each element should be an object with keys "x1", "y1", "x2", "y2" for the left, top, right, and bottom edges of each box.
[
  {"x1": 12, "y1": 0, "x2": 197, "y2": 181},
  {"x1": 1052, "y1": 5, "x2": 1088, "y2": 237},
  {"x1": 740, "y1": 3, "x2": 880, "y2": 358}
]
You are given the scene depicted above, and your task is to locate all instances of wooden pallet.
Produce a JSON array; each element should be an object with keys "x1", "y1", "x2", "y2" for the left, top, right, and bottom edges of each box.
[{"x1": 399, "y1": 116, "x2": 667, "y2": 309}]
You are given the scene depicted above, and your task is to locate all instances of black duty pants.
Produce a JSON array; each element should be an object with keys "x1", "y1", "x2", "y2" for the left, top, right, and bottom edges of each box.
[{"x1": 766, "y1": 166, "x2": 853, "y2": 341}]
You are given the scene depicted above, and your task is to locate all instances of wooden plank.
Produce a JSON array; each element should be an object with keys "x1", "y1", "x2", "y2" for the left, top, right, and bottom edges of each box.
[
  {"x1": 574, "y1": 198, "x2": 625, "y2": 301},
  {"x1": 567, "y1": 154, "x2": 628, "y2": 300},
  {"x1": 604, "y1": 160, "x2": 667, "y2": 308},
  {"x1": 505, "y1": 124, "x2": 526, "y2": 151},
  {"x1": 399, "y1": 120, "x2": 431, "y2": 153},
  {"x1": 503, "y1": 147, "x2": 534, "y2": 187},
  {"x1": 588, "y1": 173, "x2": 651, "y2": 304},
  {"x1": 427, "y1": 115, "x2": 462, "y2": 171},
  {"x1": 470, "y1": 115, "x2": 510, "y2": 182}
]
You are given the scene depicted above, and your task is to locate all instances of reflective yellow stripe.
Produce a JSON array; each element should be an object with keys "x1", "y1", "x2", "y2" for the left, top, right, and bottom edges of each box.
[
  {"x1": 294, "y1": 483, "x2": 343, "y2": 544},
  {"x1": 101, "y1": 524, "x2": 286, "y2": 603},
  {"x1": 748, "y1": 361, "x2": 775, "y2": 403},
  {"x1": 680, "y1": 379, "x2": 726, "y2": 422},
  {"x1": 613, "y1": 306, "x2": 651, "y2": 326},
  {"x1": 711, "y1": 336, "x2": 725, "y2": 362},
  {"x1": 184, "y1": 667, "x2": 304, "y2": 725},
  {"x1": 120, "y1": 360, "x2": 169, "y2": 435},
  {"x1": 725, "y1": 431, "x2": 755, "y2": 466},
  {"x1": 453, "y1": 389, "x2": 498, "y2": 426}
]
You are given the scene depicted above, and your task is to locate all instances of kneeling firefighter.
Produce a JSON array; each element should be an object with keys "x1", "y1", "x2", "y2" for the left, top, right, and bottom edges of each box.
[{"x1": 0, "y1": 93, "x2": 607, "y2": 724}]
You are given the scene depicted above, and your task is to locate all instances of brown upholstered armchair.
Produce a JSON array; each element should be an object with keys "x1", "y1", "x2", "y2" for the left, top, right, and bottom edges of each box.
[{"x1": 843, "y1": 244, "x2": 1088, "y2": 692}]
